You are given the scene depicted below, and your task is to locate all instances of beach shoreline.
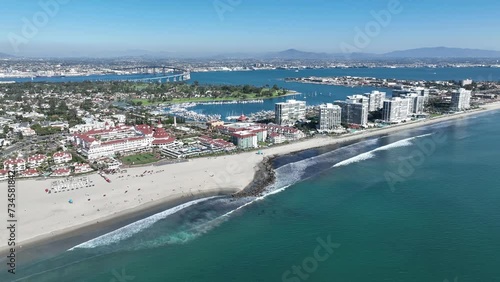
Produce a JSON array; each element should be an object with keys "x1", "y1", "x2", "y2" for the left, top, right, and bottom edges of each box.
[{"x1": 1, "y1": 102, "x2": 500, "y2": 256}]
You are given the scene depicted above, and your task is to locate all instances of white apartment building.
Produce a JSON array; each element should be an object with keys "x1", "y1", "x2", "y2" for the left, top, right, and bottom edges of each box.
[
  {"x1": 450, "y1": 88, "x2": 471, "y2": 112},
  {"x1": 407, "y1": 94, "x2": 425, "y2": 115},
  {"x1": 364, "y1": 91, "x2": 386, "y2": 112},
  {"x1": 318, "y1": 103, "x2": 342, "y2": 132},
  {"x1": 3, "y1": 158, "x2": 26, "y2": 172},
  {"x1": 382, "y1": 98, "x2": 410, "y2": 123},
  {"x1": 53, "y1": 152, "x2": 73, "y2": 164},
  {"x1": 347, "y1": 95, "x2": 369, "y2": 107},
  {"x1": 275, "y1": 100, "x2": 306, "y2": 126},
  {"x1": 334, "y1": 100, "x2": 368, "y2": 127},
  {"x1": 28, "y1": 154, "x2": 48, "y2": 168},
  {"x1": 461, "y1": 79, "x2": 473, "y2": 87}
]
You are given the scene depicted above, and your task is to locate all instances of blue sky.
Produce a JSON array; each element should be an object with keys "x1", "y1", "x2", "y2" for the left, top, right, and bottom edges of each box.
[{"x1": 1, "y1": 0, "x2": 499, "y2": 56}]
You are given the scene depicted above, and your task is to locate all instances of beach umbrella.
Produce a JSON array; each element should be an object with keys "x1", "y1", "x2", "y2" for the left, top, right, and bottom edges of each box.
[
  {"x1": 68, "y1": 199, "x2": 73, "y2": 204},
  {"x1": 45, "y1": 189, "x2": 49, "y2": 192}
]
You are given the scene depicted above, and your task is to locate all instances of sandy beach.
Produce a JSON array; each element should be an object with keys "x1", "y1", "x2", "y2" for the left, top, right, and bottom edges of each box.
[{"x1": 1, "y1": 102, "x2": 500, "y2": 253}]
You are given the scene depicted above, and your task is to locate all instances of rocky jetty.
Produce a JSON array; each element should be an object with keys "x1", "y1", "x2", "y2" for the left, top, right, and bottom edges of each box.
[{"x1": 233, "y1": 156, "x2": 276, "y2": 198}]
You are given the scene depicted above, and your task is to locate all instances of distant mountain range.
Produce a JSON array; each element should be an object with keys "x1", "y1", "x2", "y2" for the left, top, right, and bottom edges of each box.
[
  {"x1": 383, "y1": 47, "x2": 500, "y2": 58},
  {"x1": 0, "y1": 52, "x2": 13, "y2": 58},
  {"x1": 258, "y1": 47, "x2": 500, "y2": 60},
  {"x1": 1, "y1": 47, "x2": 500, "y2": 59}
]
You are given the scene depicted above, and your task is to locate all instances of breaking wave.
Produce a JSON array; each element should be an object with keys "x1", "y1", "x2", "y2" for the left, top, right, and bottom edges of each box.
[
  {"x1": 332, "y1": 133, "x2": 432, "y2": 168},
  {"x1": 68, "y1": 197, "x2": 220, "y2": 250}
]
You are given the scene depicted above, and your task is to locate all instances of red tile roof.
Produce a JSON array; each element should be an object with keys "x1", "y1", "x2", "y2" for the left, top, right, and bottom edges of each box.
[
  {"x1": 101, "y1": 137, "x2": 146, "y2": 146},
  {"x1": 28, "y1": 154, "x2": 47, "y2": 162},
  {"x1": 135, "y1": 124, "x2": 154, "y2": 135},
  {"x1": 3, "y1": 158, "x2": 26, "y2": 165},
  {"x1": 152, "y1": 137, "x2": 176, "y2": 145},
  {"x1": 232, "y1": 132, "x2": 256, "y2": 139},
  {"x1": 53, "y1": 168, "x2": 70, "y2": 175},
  {"x1": 53, "y1": 152, "x2": 72, "y2": 159},
  {"x1": 23, "y1": 169, "x2": 40, "y2": 176},
  {"x1": 153, "y1": 128, "x2": 169, "y2": 138}
]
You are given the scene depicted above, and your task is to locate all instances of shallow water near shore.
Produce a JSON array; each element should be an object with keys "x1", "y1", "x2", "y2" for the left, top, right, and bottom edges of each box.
[{"x1": 4, "y1": 110, "x2": 500, "y2": 281}]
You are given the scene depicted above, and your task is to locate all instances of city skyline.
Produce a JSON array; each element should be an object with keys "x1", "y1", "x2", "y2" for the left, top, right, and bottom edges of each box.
[{"x1": 1, "y1": 0, "x2": 500, "y2": 57}]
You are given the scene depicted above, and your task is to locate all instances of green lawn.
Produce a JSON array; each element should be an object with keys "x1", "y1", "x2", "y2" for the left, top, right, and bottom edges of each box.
[
  {"x1": 130, "y1": 90, "x2": 294, "y2": 105},
  {"x1": 121, "y1": 153, "x2": 159, "y2": 165}
]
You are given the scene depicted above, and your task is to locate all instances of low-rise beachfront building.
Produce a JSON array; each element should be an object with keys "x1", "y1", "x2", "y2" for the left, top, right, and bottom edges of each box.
[
  {"x1": 268, "y1": 133, "x2": 286, "y2": 144},
  {"x1": 0, "y1": 169, "x2": 9, "y2": 181},
  {"x1": 52, "y1": 167, "x2": 71, "y2": 177},
  {"x1": 206, "y1": 120, "x2": 225, "y2": 130},
  {"x1": 28, "y1": 154, "x2": 48, "y2": 168},
  {"x1": 258, "y1": 124, "x2": 305, "y2": 141},
  {"x1": 198, "y1": 136, "x2": 237, "y2": 152},
  {"x1": 74, "y1": 163, "x2": 93, "y2": 174},
  {"x1": 95, "y1": 158, "x2": 122, "y2": 170},
  {"x1": 217, "y1": 122, "x2": 305, "y2": 144},
  {"x1": 22, "y1": 168, "x2": 40, "y2": 178},
  {"x1": 231, "y1": 132, "x2": 258, "y2": 149},
  {"x1": 84, "y1": 137, "x2": 153, "y2": 160},
  {"x1": 53, "y1": 152, "x2": 73, "y2": 164},
  {"x1": 3, "y1": 158, "x2": 26, "y2": 172},
  {"x1": 73, "y1": 122, "x2": 176, "y2": 160}
]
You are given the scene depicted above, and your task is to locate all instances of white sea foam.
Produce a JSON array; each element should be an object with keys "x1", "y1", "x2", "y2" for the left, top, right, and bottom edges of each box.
[
  {"x1": 332, "y1": 152, "x2": 376, "y2": 168},
  {"x1": 332, "y1": 133, "x2": 433, "y2": 168},
  {"x1": 68, "y1": 196, "x2": 219, "y2": 250}
]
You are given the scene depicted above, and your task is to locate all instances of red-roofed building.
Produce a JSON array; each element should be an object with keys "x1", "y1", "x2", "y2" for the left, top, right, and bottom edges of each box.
[
  {"x1": 268, "y1": 132, "x2": 286, "y2": 144},
  {"x1": 258, "y1": 124, "x2": 305, "y2": 141},
  {"x1": 28, "y1": 154, "x2": 48, "y2": 168},
  {"x1": 151, "y1": 121, "x2": 176, "y2": 147},
  {"x1": 135, "y1": 124, "x2": 154, "y2": 137},
  {"x1": 22, "y1": 168, "x2": 40, "y2": 178},
  {"x1": 52, "y1": 168, "x2": 71, "y2": 177},
  {"x1": 199, "y1": 136, "x2": 236, "y2": 151},
  {"x1": 73, "y1": 121, "x2": 177, "y2": 159},
  {"x1": 231, "y1": 132, "x2": 258, "y2": 149},
  {"x1": 3, "y1": 158, "x2": 26, "y2": 172},
  {"x1": 237, "y1": 114, "x2": 248, "y2": 122},
  {"x1": 53, "y1": 152, "x2": 72, "y2": 164},
  {"x1": 74, "y1": 163, "x2": 93, "y2": 174}
]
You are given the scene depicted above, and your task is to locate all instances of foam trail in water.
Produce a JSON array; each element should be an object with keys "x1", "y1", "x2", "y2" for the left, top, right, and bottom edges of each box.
[
  {"x1": 68, "y1": 196, "x2": 219, "y2": 250},
  {"x1": 332, "y1": 152, "x2": 375, "y2": 168},
  {"x1": 332, "y1": 133, "x2": 432, "y2": 168}
]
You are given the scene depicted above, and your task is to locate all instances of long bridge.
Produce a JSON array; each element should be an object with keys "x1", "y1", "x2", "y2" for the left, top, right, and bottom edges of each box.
[{"x1": 111, "y1": 66, "x2": 191, "y2": 82}]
